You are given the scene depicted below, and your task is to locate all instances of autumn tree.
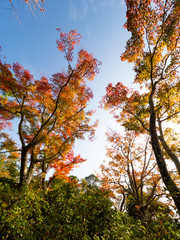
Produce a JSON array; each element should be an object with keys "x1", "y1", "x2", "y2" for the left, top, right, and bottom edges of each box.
[
  {"x1": 102, "y1": 0, "x2": 180, "y2": 214},
  {"x1": 0, "y1": 29, "x2": 101, "y2": 188},
  {"x1": 99, "y1": 130, "x2": 167, "y2": 220}
]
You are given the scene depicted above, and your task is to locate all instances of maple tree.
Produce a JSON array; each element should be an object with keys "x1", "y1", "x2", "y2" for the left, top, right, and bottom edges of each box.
[
  {"x1": 99, "y1": 130, "x2": 167, "y2": 220},
  {"x1": 0, "y1": 29, "x2": 101, "y2": 188},
  {"x1": 102, "y1": 0, "x2": 180, "y2": 214}
]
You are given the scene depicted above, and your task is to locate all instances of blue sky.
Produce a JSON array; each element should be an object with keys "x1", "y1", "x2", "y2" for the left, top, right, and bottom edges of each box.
[{"x1": 0, "y1": 0, "x2": 134, "y2": 178}]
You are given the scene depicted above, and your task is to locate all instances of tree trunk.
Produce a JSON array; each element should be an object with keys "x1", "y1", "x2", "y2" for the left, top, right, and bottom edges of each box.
[
  {"x1": 19, "y1": 147, "x2": 28, "y2": 189},
  {"x1": 158, "y1": 118, "x2": 180, "y2": 174},
  {"x1": 19, "y1": 148, "x2": 36, "y2": 189},
  {"x1": 149, "y1": 95, "x2": 180, "y2": 215},
  {"x1": 26, "y1": 161, "x2": 36, "y2": 185}
]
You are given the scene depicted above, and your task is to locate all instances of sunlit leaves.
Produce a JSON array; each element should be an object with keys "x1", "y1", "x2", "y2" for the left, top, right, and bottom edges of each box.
[
  {"x1": 115, "y1": 0, "x2": 180, "y2": 214},
  {"x1": 76, "y1": 50, "x2": 101, "y2": 81},
  {"x1": 99, "y1": 130, "x2": 162, "y2": 217},
  {"x1": 56, "y1": 29, "x2": 82, "y2": 62},
  {"x1": 0, "y1": 30, "x2": 100, "y2": 186},
  {"x1": 122, "y1": 0, "x2": 180, "y2": 62},
  {"x1": 101, "y1": 82, "x2": 149, "y2": 133},
  {"x1": 50, "y1": 149, "x2": 86, "y2": 181}
]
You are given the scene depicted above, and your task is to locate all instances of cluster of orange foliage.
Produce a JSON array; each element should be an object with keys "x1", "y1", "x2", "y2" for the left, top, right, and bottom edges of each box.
[
  {"x1": 99, "y1": 130, "x2": 165, "y2": 213},
  {"x1": 102, "y1": 0, "x2": 180, "y2": 214},
  {"x1": 0, "y1": 29, "x2": 101, "y2": 188}
]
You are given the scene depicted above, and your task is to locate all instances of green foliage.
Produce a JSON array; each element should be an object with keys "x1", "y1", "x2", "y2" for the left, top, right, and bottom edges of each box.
[
  {"x1": 0, "y1": 153, "x2": 19, "y2": 180},
  {"x1": 0, "y1": 177, "x2": 118, "y2": 239},
  {"x1": 42, "y1": 178, "x2": 118, "y2": 239},
  {"x1": 0, "y1": 176, "x2": 179, "y2": 239},
  {"x1": 0, "y1": 179, "x2": 46, "y2": 239},
  {"x1": 115, "y1": 211, "x2": 180, "y2": 240}
]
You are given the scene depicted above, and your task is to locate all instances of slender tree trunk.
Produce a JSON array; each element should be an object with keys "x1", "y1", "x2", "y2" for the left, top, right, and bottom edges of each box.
[
  {"x1": 158, "y1": 118, "x2": 180, "y2": 174},
  {"x1": 42, "y1": 161, "x2": 46, "y2": 190},
  {"x1": 149, "y1": 94, "x2": 180, "y2": 214},
  {"x1": 19, "y1": 147, "x2": 28, "y2": 188},
  {"x1": 119, "y1": 192, "x2": 126, "y2": 211},
  {"x1": 26, "y1": 161, "x2": 36, "y2": 185},
  {"x1": 19, "y1": 148, "x2": 36, "y2": 188}
]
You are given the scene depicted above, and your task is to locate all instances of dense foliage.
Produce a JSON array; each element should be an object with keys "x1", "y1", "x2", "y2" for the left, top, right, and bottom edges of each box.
[
  {"x1": 0, "y1": 29, "x2": 100, "y2": 188},
  {"x1": 0, "y1": 176, "x2": 179, "y2": 240}
]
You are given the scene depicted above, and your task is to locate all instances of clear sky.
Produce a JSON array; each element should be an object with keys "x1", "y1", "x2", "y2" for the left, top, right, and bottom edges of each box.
[{"x1": 0, "y1": 0, "x2": 135, "y2": 179}]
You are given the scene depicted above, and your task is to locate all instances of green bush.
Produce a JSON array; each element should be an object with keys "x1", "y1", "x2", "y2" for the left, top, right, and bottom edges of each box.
[{"x1": 0, "y1": 177, "x2": 179, "y2": 240}]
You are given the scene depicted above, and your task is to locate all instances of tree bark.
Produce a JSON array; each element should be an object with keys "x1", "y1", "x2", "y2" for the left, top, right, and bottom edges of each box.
[
  {"x1": 19, "y1": 147, "x2": 36, "y2": 188},
  {"x1": 19, "y1": 147, "x2": 28, "y2": 188},
  {"x1": 26, "y1": 160, "x2": 36, "y2": 185},
  {"x1": 149, "y1": 93, "x2": 180, "y2": 215},
  {"x1": 157, "y1": 118, "x2": 180, "y2": 174}
]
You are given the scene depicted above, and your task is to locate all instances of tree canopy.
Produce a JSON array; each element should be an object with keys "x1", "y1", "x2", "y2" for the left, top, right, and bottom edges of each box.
[
  {"x1": 99, "y1": 130, "x2": 165, "y2": 217},
  {"x1": 102, "y1": 0, "x2": 180, "y2": 214},
  {"x1": 0, "y1": 29, "x2": 101, "y2": 188}
]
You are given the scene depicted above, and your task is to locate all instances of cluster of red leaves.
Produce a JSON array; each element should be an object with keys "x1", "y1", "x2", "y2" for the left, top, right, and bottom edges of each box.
[
  {"x1": 76, "y1": 50, "x2": 101, "y2": 81},
  {"x1": 56, "y1": 29, "x2": 82, "y2": 62},
  {"x1": 0, "y1": 29, "x2": 101, "y2": 185},
  {"x1": 36, "y1": 77, "x2": 51, "y2": 93},
  {"x1": 50, "y1": 149, "x2": 86, "y2": 181},
  {"x1": 101, "y1": 81, "x2": 150, "y2": 133},
  {"x1": 103, "y1": 82, "x2": 129, "y2": 108},
  {"x1": 102, "y1": 82, "x2": 142, "y2": 114}
]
